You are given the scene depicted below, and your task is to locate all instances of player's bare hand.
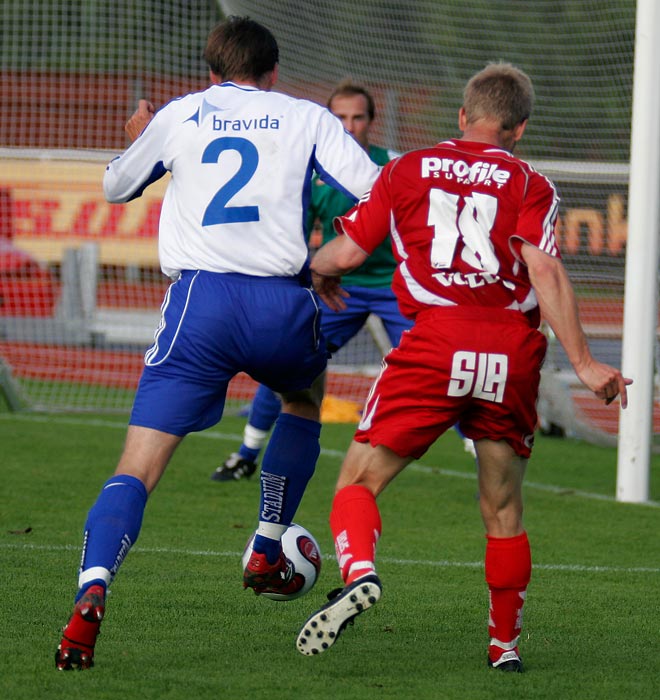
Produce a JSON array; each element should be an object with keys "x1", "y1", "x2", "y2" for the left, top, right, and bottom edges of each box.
[
  {"x1": 311, "y1": 271, "x2": 349, "y2": 312},
  {"x1": 576, "y1": 360, "x2": 632, "y2": 409},
  {"x1": 124, "y1": 100, "x2": 155, "y2": 142}
]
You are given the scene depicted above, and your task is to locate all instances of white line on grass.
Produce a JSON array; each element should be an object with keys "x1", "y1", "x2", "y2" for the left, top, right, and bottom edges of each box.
[
  {"x1": 2, "y1": 412, "x2": 659, "y2": 508},
  {"x1": 2, "y1": 541, "x2": 659, "y2": 575}
]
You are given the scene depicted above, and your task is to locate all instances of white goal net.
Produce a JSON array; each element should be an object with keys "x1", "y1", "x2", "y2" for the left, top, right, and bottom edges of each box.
[{"x1": 0, "y1": 0, "x2": 655, "y2": 442}]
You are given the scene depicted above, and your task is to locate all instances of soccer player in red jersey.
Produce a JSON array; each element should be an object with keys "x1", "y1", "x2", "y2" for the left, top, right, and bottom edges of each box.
[{"x1": 296, "y1": 62, "x2": 631, "y2": 671}]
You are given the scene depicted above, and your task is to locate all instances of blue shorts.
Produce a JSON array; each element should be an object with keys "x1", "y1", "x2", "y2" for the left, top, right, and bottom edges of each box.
[
  {"x1": 320, "y1": 285, "x2": 413, "y2": 352},
  {"x1": 130, "y1": 270, "x2": 327, "y2": 436}
]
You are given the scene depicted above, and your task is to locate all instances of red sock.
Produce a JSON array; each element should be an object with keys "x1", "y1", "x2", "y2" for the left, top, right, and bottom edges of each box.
[
  {"x1": 485, "y1": 531, "x2": 531, "y2": 661},
  {"x1": 330, "y1": 485, "x2": 382, "y2": 584}
]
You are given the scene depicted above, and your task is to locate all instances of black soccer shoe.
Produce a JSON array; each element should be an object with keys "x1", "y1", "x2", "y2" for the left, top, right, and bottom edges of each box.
[
  {"x1": 210, "y1": 453, "x2": 257, "y2": 482},
  {"x1": 488, "y1": 650, "x2": 524, "y2": 673}
]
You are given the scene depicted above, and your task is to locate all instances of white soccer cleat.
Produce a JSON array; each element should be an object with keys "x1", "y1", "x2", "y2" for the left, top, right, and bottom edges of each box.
[{"x1": 296, "y1": 574, "x2": 381, "y2": 655}]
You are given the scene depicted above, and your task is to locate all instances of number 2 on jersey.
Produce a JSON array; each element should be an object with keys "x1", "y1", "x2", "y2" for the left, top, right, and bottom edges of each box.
[{"x1": 202, "y1": 137, "x2": 260, "y2": 226}]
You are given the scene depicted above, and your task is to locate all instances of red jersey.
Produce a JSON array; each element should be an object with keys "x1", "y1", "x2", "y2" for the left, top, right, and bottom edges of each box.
[{"x1": 335, "y1": 139, "x2": 560, "y2": 325}]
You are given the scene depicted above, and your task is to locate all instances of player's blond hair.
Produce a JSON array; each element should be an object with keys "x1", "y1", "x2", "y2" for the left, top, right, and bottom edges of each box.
[{"x1": 463, "y1": 62, "x2": 534, "y2": 131}]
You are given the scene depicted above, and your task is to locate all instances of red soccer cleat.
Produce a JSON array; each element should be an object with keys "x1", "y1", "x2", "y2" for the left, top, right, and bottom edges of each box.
[
  {"x1": 55, "y1": 584, "x2": 106, "y2": 671},
  {"x1": 243, "y1": 550, "x2": 305, "y2": 597}
]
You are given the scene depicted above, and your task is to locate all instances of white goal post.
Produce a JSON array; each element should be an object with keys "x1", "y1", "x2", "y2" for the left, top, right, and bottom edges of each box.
[{"x1": 616, "y1": 0, "x2": 660, "y2": 503}]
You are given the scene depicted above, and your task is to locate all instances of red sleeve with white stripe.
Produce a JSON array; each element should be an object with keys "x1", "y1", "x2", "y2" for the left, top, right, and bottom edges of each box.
[
  {"x1": 333, "y1": 161, "x2": 396, "y2": 254},
  {"x1": 511, "y1": 169, "x2": 561, "y2": 261}
]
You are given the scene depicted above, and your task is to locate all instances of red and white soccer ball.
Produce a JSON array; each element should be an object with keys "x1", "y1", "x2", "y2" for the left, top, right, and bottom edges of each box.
[{"x1": 242, "y1": 522, "x2": 322, "y2": 601}]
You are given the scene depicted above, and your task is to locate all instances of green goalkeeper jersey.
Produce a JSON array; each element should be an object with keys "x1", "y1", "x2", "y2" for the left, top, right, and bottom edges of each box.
[{"x1": 307, "y1": 144, "x2": 396, "y2": 288}]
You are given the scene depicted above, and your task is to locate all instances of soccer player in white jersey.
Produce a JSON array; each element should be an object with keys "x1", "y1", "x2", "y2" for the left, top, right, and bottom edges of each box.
[
  {"x1": 54, "y1": 16, "x2": 379, "y2": 671},
  {"x1": 295, "y1": 63, "x2": 631, "y2": 671}
]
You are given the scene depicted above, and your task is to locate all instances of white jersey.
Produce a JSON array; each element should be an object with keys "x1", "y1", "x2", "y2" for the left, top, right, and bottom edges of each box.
[{"x1": 103, "y1": 82, "x2": 380, "y2": 279}]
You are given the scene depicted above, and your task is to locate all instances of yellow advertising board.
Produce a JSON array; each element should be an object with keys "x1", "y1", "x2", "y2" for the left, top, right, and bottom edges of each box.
[
  {"x1": 0, "y1": 156, "x2": 629, "y2": 267},
  {"x1": 1, "y1": 158, "x2": 165, "y2": 267}
]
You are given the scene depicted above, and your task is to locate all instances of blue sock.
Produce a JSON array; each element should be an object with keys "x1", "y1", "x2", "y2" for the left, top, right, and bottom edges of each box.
[
  {"x1": 239, "y1": 385, "x2": 283, "y2": 462},
  {"x1": 76, "y1": 474, "x2": 148, "y2": 601},
  {"x1": 248, "y1": 385, "x2": 283, "y2": 431},
  {"x1": 254, "y1": 414, "x2": 320, "y2": 561},
  {"x1": 238, "y1": 445, "x2": 261, "y2": 462}
]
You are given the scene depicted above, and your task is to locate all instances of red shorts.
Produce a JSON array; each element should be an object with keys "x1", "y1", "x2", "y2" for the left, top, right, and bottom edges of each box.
[{"x1": 354, "y1": 307, "x2": 547, "y2": 459}]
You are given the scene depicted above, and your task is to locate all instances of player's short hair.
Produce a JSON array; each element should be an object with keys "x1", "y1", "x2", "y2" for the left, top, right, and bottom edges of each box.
[
  {"x1": 204, "y1": 16, "x2": 279, "y2": 82},
  {"x1": 463, "y1": 62, "x2": 534, "y2": 131},
  {"x1": 327, "y1": 80, "x2": 376, "y2": 122}
]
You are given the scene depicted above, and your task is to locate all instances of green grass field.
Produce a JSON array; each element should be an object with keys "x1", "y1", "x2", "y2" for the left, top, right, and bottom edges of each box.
[{"x1": 1, "y1": 410, "x2": 659, "y2": 700}]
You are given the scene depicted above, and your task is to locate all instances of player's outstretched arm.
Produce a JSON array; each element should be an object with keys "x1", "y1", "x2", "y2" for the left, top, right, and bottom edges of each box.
[
  {"x1": 522, "y1": 242, "x2": 632, "y2": 408},
  {"x1": 310, "y1": 234, "x2": 369, "y2": 311},
  {"x1": 311, "y1": 234, "x2": 369, "y2": 276},
  {"x1": 124, "y1": 99, "x2": 156, "y2": 143},
  {"x1": 103, "y1": 99, "x2": 167, "y2": 203}
]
